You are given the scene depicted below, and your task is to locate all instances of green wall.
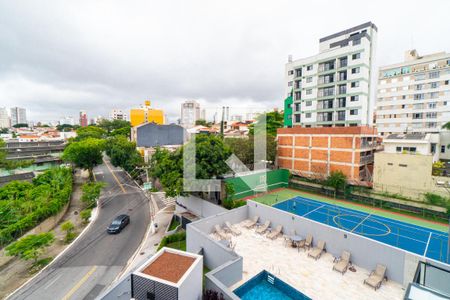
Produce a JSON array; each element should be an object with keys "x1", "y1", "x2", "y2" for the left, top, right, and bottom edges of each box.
[
  {"x1": 225, "y1": 169, "x2": 289, "y2": 200},
  {"x1": 283, "y1": 95, "x2": 293, "y2": 127}
]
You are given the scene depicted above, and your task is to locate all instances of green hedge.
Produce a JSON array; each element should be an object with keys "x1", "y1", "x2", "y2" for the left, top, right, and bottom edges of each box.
[
  {"x1": 0, "y1": 167, "x2": 73, "y2": 247},
  {"x1": 157, "y1": 231, "x2": 186, "y2": 251}
]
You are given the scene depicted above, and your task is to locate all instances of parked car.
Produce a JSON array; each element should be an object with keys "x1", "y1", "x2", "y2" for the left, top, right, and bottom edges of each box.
[{"x1": 107, "y1": 214, "x2": 130, "y2": 234}]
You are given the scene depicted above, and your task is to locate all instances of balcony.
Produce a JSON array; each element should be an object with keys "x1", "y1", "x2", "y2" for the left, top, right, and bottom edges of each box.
[
  {"x1": 360, "y1": 141, "x2": 376, "y2": 149},
  {"x1": 360, "y1": 154, "x2": 374, "y2": 164}
]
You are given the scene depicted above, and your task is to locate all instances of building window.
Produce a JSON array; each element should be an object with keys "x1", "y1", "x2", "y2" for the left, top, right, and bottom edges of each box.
[
  {"x1": 339, "y1": 57, "x2": 348, "y2": 68},
  {"x1": 295, "y1": 91, "x2": 301, "y2": 100},
  {"x1": 337, "y1": 97, "x2": 346, "y2": 108},
  {"x1": 350, "y1": 109, "x2": 358, "y2": 115},
  {"x1": 295, "y1": 103, "x2": 300, "y2": 111},
  {"x1": 430, "y1": 82, "x2": 439, "y2": 88},
  {"x1": 351, "y1": 81, "x2": 359, "y2": 88},
  {"x1": 338, "y1": 84, "x2": 346, "y2": 94},
  {"x1": 350, "y1": 95, "x2": 359, "y2": 102},
  {"x1": 429, "y1": 71, "x2": 439, "y2": 79},
  {"x1": 426, "y1": 112, "x2": 437, "y2": 119},
  {"x1": 413, "y1": 94, "x2": 424, "y2": 100},
  {"x1": 445, "y1": 80, "x2": 449, "y2": 85},
  {"x1": 428, "y1": 102, "x2": 437, "y2": 109},
  {"x1": 288, "y1": 70, "x2": 294, "y2": 75},
  {"x1": 295, "y1": 69, "x2": 302, "y2": 77},
  {"x1": 351, "y1": 67, "x2": 360, "y2": 74},
  {"x1": 415, "y1": 84, "x2": 423, "y2": 90},
  {"x1": 305, "y1": 113, "x2": 311, "y2": 118},
  {"x1": 305, "y1": 101, "x2": 312, "y2": 106},
  {"x1": 396, "y1": 147, "x2": 401, "y2": 152},
  {"x1": 288, "y1": 81, "x2": 293, "y2": 87},
  {"x1": 431, "y1": 143, "x2": 436, "y2": 153},
  {"x1": 441, "y1": 145, "x2": 446, "y2": 153},
  {"x1": 430, "y1": 92, "x2": 439, "y2": 99},
  {"x1": 352, "y1": 53, "x2": 361, "y2": 60},
  {"x1": 306, "y1": 89, "x2": 312, "y2": 95},
  {"x1": 306, "y1": 77, "x2": 313, "y2": 83},
  {"x1": 399, "y1": 164, "x2": 408, "y2": 167},
  {"x1": 294, "y1": 114, "x2": 301, "y2": 122},
  {"x1": 388, "y1": 163, "x2": 393, "y2": 166},
  {"x1": 336, "y1": 111, "x2": 345, "y2": 121},
  {"x1": 353, "y1": 38, "x2": 361, "y2": 45},
  {"x1": 306, "y1": 65, "x2": 313, "y2": 71}
]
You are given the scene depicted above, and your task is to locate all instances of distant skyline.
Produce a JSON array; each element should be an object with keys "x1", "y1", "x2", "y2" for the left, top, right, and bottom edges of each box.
[{"x1": 0, "y1": 0, "x2": 449, "y2": 123}]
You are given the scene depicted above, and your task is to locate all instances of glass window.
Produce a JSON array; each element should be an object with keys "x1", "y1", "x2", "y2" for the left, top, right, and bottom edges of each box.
[
  {"x1": 429, "y1": 71, "x2": 439, "y2": 79},
  {"x1": 288, "y1": 70, "x2": 294, "y2": 75},
  {"x1": 351, "y1": 81, "x2": 359, "y2": 88},
  {"x1": 414, "y1": 73, "x2": 426, "y2": 81},
  {"x1": 352, "y1": 53, "x2": 361, "y2": 60},
  {"x1": 350, "y1": 95, "x2": 359, "y2": 102},
  {"x1": 294, "y1": 114, "x2": 301, "y2": 122},
  {"x1": 396, "y1": 147, "x2": 401, "y2": 152},
  {"x1": 306, "y1": 89, "x2": 312, "y2": 95},
  {"x1": 441, "y1": 145, "x2": 446, "y2": 153},
  {"x1": 305, "y1": 113, "x2": 311, "y2": 118},
  {"x1": 306, "y1": 77, "x2": 313, "y2": 83},
  {"x1": 430, "y1": 82, "x2": 439, "y2": 88},
  {"x1": 351, "y1": 67, "x2": 360, "y2": 74},
  {"x1": 288, "y1": 81, "x2": 293, "y2": 87},
  {"x1": 353, "y1": 38, "x2": 361, "y2": 45},
  {"x1": 306, "y1": 101, "x2": 312, "y2": 106},
  {"x1": 306, "y1": 65, "x2": 313, "y2": 71},
  {"x1": 350, "y1": 109, "x2": 358, "y2": 115}
]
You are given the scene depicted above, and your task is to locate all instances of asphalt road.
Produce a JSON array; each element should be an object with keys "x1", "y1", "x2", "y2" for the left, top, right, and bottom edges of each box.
[{"x1": 8, "y1": 159, "x2": 151, "y2": 300}]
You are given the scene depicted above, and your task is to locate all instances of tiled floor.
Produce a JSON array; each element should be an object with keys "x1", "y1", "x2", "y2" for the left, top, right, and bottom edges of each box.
[{"x1": 215, "y1": 224, "x2": 405, "y2": 300}]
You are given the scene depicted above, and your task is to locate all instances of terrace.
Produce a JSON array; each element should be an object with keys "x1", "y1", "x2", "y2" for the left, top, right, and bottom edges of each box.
[{"x1": 212, "y1": 224, "x2": 404, "y2": 300}]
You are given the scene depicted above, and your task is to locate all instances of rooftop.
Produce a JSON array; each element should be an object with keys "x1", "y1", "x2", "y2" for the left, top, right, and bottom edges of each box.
[
  {"x1": 214, "y1": 224, "x2": 404, "y2": 300},
  {"x1": 140, "y1": 251, "x2": 195, "y2": 284}
]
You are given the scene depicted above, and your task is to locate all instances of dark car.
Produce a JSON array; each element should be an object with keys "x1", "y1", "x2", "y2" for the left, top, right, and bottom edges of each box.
[{"x1": 107, "y1": 214, "x2": 130, "y2": 234}]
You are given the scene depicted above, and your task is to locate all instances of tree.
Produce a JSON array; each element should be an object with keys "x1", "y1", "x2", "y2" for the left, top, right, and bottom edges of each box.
[
  {"x1": 56, "y1": 124, "x2": 75, "y2": 132},
  {"x1": 60, "y1": 221, "x2": 76, "y2": 243},
  {"x1": 81, "y1": 182, "x2": 106, "y2": 208},
  {"x1": 105, "y1": 136, "x2": 143, "y2": 173},
  {"x1": 62, "y1": 138, "x2": 105, "y2": 181},
  {"x1": 74, "y1": 126, "x2": 107, "y2": 141},
  {"x1": 97, "y1": 119, "x2": 131, "y2": 133},
  {"x1": 442, "y1": 122, "x2": 450, "y2": 130},
  {"x1": 248, "y1": 111, "x2": 284, "y2": 137},
  {"x1": 195, "y1": 119, "x2": 212, "y2": 127},
  {"x1": 432, "y1": 161, "x2": 445, "y2": 176},
  {"x1": 0, "y1": 128, "x2": 9, "y2": 134},
  {"x1": 12, "y1": 123, "x2": 28, "y2": 128},
  {"x1": 224, "y1": 136, "x2": 277, "y2": 168},
  {"x1": 6, "y1": 232, "x2": 54, "y2": 263},
  {"x1": 80, "y1": 209, "x2": 92, "y2": 224},
  {"x1": 325, "y1": 171, "x2": 347, "y2": 198}
]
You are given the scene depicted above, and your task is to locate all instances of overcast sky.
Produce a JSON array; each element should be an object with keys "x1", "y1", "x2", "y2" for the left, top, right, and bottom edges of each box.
[{"x1": 0, "y1": 0, "x2": 449, "y2": 123}]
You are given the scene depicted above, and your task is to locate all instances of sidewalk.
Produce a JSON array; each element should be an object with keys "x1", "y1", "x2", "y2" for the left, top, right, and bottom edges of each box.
[{"x1": 117, "y1": 200, "x2": 175, "y2": 280}]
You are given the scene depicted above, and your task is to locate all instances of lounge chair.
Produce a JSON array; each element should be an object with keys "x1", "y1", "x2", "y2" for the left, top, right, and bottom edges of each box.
[
  {"x1": 225, "y1": 221, "x2": 241, "y2": 236},
  {"x1": 267, "y1": 225, "x2": 282, "y2": 239},
  {"x1": 308, "y1": 240, "x2": 326, "y2": 260},
  {"x1": 283, "y1": 230, "x2": 295, "y2": 247},
  {"x1": 298, "y1": 234, "x2": 313, "y2": 251},
  {"x1": 333, "y1": 251, "x2": 351, "y2": 274},
  {"x1": 364, "y1": 264, "x2": 387, "y2": 290},
  {"x1": 214, "y1": 224, "x2": 230, "y2": 240},
  {"x1": 242, "y1": 216, "x2": 259, "y2": 228},
  {"x1": 256, "y1": 220, "x2": 270, "y2": 234}
]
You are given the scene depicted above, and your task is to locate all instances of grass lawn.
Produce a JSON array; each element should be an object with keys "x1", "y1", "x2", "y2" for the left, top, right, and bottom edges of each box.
[
  {"x1": 249, "y1": 188, "x2": 449, "y2": 232},
  {"x1": 168, "y1": 218, "x2": 180, "y2": 231},
  {"x1": 165, "y1": 240, "x2": 186, "y2": 251}
]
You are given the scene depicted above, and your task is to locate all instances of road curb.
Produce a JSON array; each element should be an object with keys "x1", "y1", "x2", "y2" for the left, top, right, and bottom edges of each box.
[{"x1": 5, "y1": 199, "x2": 101, "y2": 300}]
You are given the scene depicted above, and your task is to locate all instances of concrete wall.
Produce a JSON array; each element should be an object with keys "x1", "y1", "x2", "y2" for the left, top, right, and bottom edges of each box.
[
  {"x1": 180, "y1": 256, "x2": 203, "y2": 300},
  {"x1": 373, "y1": 152, "x2": 449, "y2": 199},
  {"x1": 205, "y1": 259, "x2": 242, "y2": 300},
  {"x1": 247, "y1": 200, "x2": 407, "y2": 283},
  {"x1": 176, "y1": 195, "x2": 228, "y2": 218}
]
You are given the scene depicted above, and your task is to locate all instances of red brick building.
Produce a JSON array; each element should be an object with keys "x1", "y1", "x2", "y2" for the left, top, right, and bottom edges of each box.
[{"x1": 277, "y1": 126, "x2": 378, "y2": 184}]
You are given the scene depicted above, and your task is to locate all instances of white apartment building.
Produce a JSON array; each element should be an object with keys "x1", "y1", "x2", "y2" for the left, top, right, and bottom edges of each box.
[
  {"x1": 376, "y1": 50, "x2": 450, "y2": 135},
  {"x1": 10, "y1": 107, "x2": 27, "y2": 126},
  {"x1": 0, "y1": 108, "x2": 10, "y2": 128},
  {"x1": 285, "y1": 22, "x2": 378, "y2": 127},
  {"x1": 110, "y1": 109, "x2": 127, "y2": 121},
  {"x1": 181, "y1": 100, "x2": 200, "y2": 128}
]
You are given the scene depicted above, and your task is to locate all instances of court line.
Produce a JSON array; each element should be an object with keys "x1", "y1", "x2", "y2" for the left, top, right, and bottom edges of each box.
[
  {"x1": 350, "y1": 213, "x2": 372, "y2": 232},
  {"x1": 302, "y1": 204, "x2": 325, "y2": 217},
  {"x1": 423, "y1": 232, "x2": 433, "y2": 256}
]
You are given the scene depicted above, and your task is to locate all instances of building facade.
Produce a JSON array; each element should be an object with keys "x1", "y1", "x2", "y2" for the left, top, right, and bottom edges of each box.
[
  {"x1": 10, "y1": 107, "x2": 27, "y2": 126},
  {"x1": 130, "y1": 101, "x2": 164, "y2": 127},
  {"x1": 181, "y1": 100, "x2": 201, "y2": 128},
  {"x1": 110, "y1": 109, "x2": 127, "y2": 121},
  {"x1": 277, "y1": 126, "x2": 378, "y2": 183},
  {"x1": 79, "y1": 110, "x2": 88, "y2": 127},
  {"x1": 376, "y1": 50, "x2": 450, "y2": 135},
  {"x1": 285, "y1": 22, "x2": 378, "y2": 128},
  {"x1": 283, "y1": 95, "x2": 293, "y2": 127},
  {"x1": 0, "y1": 108, "x2": 10, "y2": 128}
]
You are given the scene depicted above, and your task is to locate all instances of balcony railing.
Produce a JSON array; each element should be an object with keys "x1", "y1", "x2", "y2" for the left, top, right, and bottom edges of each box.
[{"x1": 360, "y1": 154, "x2": 374, "y2": 164}]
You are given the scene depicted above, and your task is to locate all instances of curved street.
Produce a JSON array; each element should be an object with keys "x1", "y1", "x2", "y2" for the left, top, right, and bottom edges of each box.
[{"x1": 8, "y1": 159, "x2": 151, "y2": 300}]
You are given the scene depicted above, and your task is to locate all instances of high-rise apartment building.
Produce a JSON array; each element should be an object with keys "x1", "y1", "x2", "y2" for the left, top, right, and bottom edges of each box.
[
  {"x1": 110, "y1": 109, "x2": 127, "y2": 121},
  {"x1": 285, "y1": 22, "x2": 378, "y2": 127},
  {"x1": 130, "y1": 101, "x2": 164, "y2": 127},
  {"x1": 79, "y1": 110, "x2": 88, "y2": 127},
  {"x1": 10, "y1": 107, "x2": 27, "y2": 126},
  {"x1": 181, "y1": 100, "x2": 200, "y2": 128},
  {"x1": 0, "y1": 108, "x2": 10, "y2": 128},
  {"x1": 376, "y1": 50, "x2": 450, "y2": 135}
]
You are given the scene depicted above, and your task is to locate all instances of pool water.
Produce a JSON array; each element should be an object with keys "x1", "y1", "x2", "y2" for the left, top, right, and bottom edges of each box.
[{"x1": 234, "y1": 270, "x2": 311, "y2": 300}]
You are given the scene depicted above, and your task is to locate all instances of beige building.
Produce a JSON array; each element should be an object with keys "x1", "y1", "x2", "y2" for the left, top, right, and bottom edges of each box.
[
  {"x1": 373, "y1": 133, "x2": 450, "y2": 200},
  {"x1": 376, "y1": 50, "x2": 450, "y2": 135}
]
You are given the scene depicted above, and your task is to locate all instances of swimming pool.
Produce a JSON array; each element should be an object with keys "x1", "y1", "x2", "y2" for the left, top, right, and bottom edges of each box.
[
  {"x1": 273, "y1": 196, "x2": 449, "y2": 264},
  {"x1": 234, "y1": 270, "x2": 311, "y2": 300}
]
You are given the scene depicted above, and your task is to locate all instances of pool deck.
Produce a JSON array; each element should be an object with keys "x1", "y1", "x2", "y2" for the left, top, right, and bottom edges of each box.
[{"x1": 219, "y1": 224, "x2": 405, "y2": 300}]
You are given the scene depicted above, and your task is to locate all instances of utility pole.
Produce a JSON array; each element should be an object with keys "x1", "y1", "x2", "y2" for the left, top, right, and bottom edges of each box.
[{"x1": 220, "y1": 106, "x2": 225, "y2": 137}]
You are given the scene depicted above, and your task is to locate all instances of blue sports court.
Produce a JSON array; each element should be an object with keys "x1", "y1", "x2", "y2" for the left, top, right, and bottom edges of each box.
[{"x1": 273, "y1": 196, "x2": 449, "y2": 264}]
